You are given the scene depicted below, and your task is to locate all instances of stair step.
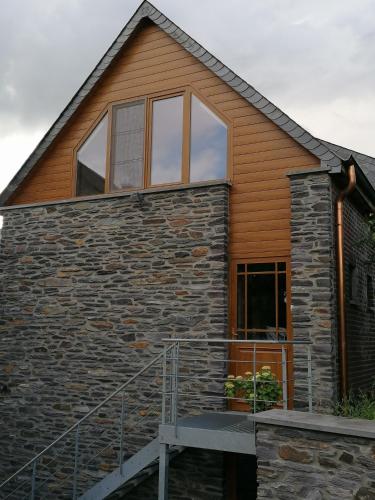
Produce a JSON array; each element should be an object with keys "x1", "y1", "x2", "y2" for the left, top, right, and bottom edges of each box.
[
  {"x1": 108, "y1": 446, "x2": 184, "y2": 499},
  {"x1": 79, "y1": 438, "x2": 160, "y2": 500}
]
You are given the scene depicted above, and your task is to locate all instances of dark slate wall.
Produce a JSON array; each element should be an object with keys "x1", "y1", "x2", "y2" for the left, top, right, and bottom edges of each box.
[
  {"x1": 257, "y1": 419, "x2": 375, "y2": 499},
  {"x1": 342, "y1": 192, "x2": 375, "y2": 391},
  {"x1": 0, "y1": 184, "x2": 229, "y2": 495},
  {"x1": 289, "y1": 170, "x2": 339, "y2": 412}
]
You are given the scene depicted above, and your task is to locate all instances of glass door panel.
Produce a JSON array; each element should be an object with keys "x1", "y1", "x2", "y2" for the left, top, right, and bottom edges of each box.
[{"x1": 234, "y1": 262, "x2": 287, "y2": 340}]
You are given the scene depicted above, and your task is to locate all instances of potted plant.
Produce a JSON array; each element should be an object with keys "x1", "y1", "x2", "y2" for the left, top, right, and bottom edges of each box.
[{"x1": 224, "y1": 366, "x2": 282, "y2": 412}]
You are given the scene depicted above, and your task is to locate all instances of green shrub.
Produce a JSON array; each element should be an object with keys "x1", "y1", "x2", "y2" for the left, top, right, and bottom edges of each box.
[
  {"x1": 334, "y1": 388, "x2": 375, "y2": 420},
  {"x1": 224, "y1": 366, "x2": 282, "y2": 412}
]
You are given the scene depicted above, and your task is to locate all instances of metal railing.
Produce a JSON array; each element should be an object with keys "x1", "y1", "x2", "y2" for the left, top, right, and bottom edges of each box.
[
  {"x1": 0, "y1": 347, "x2": 173, "y2": 500},
  {"x1": 0, "y1": 338, "x2": 313, "y2": 499},
  {"x1": 160, "y1": 339, "x2": 313, "y2": 428}
]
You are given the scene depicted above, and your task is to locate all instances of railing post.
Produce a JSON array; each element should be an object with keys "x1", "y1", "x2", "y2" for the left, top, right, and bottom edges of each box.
[
  {"x1": 252, "y1": 344, "x2": 257, "y2": 414},
  {"x1": 281, "y1": 345, "x2": 288, "y2": 410},
  {"x1": 30, "y1": 459, "x2": 37, "y2": 500},
  {"x1": 72, "y1": 425, "x2": 80, "y2": 500},
  {"x1": 167, "y1": 346, "x2": 173, "y2": 424},
  {"x1": 119, "y1": 393, "x2": 126, "y2": 475},
  {"x1": 307, "y1": 344, "x2": 313, "y2": 412},
  {"x1": 170, "y1": 343, "x2": 176, "y2": 424},
  {"x1": 158, "y1": 443, "x2": 169, "y2": 500},
  {"x1": 174, "y1": 342, "x2": 180, "y2": 437},
  {"x1": 161, "y1": 347, "x2": 168, "y2": 425}
]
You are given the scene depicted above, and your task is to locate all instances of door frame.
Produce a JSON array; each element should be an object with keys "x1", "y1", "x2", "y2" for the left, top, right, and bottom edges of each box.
[{"x1": 228, "y1": 256, "x2": 294, "y2": 408}]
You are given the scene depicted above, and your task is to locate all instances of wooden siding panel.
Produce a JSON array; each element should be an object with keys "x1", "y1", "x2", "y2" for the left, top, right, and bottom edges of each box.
[{"x1": 10, "y1": 22, "x2": 320, "y2": 260}]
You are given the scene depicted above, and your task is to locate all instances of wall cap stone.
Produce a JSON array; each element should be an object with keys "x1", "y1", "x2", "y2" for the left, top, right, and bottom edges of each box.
[
  {"x1": 255, "y1": 409, "x2": 375, "y2": 440},
  {"x1": 287, "y1": 166, "x2": 331, "y2": 178},
  {"x1": 0, "y1": 180, "x2": 231, "y2": 212}
]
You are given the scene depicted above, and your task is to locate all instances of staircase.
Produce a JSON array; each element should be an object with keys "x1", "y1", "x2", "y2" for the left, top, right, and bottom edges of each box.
[
  {"x1": 80, "y1": 439, "x2": 184, "y2": 500},
  {"x1": 0, "y1": 348, "x2": 174, "y2": 500},
  {"x1": 0, "y1": 338, "x2": 313, "y2": 499}
]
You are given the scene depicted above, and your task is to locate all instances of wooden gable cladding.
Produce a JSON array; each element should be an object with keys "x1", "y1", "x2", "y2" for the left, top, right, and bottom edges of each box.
[{"x1": 10, "y1": 21, "x2": 320, "y2": 259}]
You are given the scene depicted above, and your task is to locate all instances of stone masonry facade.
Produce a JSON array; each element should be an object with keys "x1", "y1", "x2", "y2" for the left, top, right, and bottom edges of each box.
[
  {"x1": 0, "y1": 183, "x2": 229, "y2": 497},
  {"x1": 342, "y1": 193, "x2": 375, "y2": 391},
  {"x1": 289, "y1": 169, "x2": 339, "y2": 412},
  {"x1": 256, "y1": 411, "x2": 375, "y2": 500}
]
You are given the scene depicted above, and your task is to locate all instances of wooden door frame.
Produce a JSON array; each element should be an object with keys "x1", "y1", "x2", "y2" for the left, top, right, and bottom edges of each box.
[{"x1": 228, "y1": 256, "x2": 294, "y2": 408}]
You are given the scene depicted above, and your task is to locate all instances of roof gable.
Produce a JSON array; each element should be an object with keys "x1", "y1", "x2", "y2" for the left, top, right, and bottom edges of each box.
[{"x1": 0, "y1": 0, "x2": 368, "y2": 205}]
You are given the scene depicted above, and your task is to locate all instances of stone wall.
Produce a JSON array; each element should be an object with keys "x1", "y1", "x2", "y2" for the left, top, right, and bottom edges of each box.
[
  {"x1": 289, "y1": 169, "x2": 338, "y2": 412},
  {"x1": 342, "y1": 193, "x2": 375, "y2": 391},
  {"x1": 0, "y1": 183, "x2": 229, "y2": 496},
  {"x1": 256, "y1": 409, "x2": 375, "y2": 500}
]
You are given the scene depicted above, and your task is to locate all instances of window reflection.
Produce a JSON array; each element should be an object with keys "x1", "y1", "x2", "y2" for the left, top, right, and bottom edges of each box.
[
  {"x1": 76, "y1": 114, "x2": 108, "y2": 196},
  {"x1": 111, "y1": 101, "x2": 145, "y2": 191},
  {"x1": 190, "y1": 95, "x2": 227, "y2": 182},
  {"x1": 150, "y1": 96, "x2": 183, "y2": 185}
]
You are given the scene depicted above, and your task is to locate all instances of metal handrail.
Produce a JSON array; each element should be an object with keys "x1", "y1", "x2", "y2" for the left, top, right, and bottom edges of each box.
[
  {"x1": 161, "y1": 338, "x2": 314, "y2": 425},
  {"x1": 162, "y1": 338, "x2": 312, "y2": 344},
  {"x1": 0, "y1": 347, "x2": 172, "y2": 490}
]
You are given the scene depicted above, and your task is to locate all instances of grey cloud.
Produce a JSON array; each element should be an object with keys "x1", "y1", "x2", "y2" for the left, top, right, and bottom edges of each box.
[{"x1": 0, "y1": 0, "x2": 375, "y2": 156}]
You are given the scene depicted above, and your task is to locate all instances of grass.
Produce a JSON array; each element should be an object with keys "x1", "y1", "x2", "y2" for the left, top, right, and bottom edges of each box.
[{"x1": 334, "y1": 387, "x2": 375, "y2": 420}]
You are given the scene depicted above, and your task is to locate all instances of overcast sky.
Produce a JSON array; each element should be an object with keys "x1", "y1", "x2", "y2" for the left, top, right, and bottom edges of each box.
[{"x1": 1, "y1": 0, "x2": 375, "y2": 194}]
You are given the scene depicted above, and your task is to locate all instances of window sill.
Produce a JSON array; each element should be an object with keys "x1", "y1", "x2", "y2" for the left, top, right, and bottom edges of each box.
[{"x1": 1, "y1": 179, "x2": 232, "y2": 211}]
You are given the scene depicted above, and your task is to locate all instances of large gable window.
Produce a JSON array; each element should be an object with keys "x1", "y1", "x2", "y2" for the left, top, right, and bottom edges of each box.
[{"x1": 75, "y1": 90, "x2": 229, "y2": 196}]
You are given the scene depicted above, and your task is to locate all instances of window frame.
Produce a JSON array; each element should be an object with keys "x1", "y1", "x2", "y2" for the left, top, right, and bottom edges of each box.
[
  {"x1": 230, "y1": 257, "x2": 292, "y2": 340},
  {"x1": 146, "y1": 90, "x2": 187, "y2": 188},
  {"x1": 73, "y1": 86, "x2": 232, "y2": 197}
]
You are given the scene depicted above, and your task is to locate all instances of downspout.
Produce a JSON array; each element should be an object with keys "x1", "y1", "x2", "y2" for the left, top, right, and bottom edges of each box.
[{"x1": 336, "y1": 164, "x2": 356, "y2": 397}]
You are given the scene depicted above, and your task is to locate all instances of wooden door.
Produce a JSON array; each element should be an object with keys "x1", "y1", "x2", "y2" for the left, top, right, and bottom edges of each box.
[{"x1": 229, "y1": 260, "x2": 292, "y2": 411}]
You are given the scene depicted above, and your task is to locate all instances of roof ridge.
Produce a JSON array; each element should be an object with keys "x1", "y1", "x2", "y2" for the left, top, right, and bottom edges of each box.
[
  {"x1": 319, "y1": 138, "x2": 375, "y2": 162},
  {"x1": 0, "y1": 0, "x2": 343, "y2": 205}
]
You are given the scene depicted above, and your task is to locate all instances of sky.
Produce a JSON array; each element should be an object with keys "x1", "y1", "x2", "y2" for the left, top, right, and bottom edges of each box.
[{"x1": 1, "y1": 0, "x2": 375, "y2": 195}]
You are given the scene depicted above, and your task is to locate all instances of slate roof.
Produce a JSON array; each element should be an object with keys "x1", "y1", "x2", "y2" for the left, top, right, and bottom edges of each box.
[
  {"x1": 0, "y1": 0, "x2": 373, "y2": 205},
  {"x1": 321, "y1": 140, "x2": 375, "y2": 190}
]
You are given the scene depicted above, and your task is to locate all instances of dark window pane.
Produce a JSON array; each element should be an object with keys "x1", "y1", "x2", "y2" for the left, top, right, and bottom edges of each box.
[
  {"x1": 237, "y1": 264, "x2": 245, "y2": 273},
  {"x1": 76, "y1": 114, "x2": 108, "y2": 195},
  {"x1": 190, "y1": 95, "x2": 227, "y2": 182},
  {"x1": 247, "y1": 263, "x2": 275, "y2": 273},
  {"x1": 367, "y1": 275, "x2": 374, "y2": 309},
  {"x1": 277, "y1": 262, "x2": 286, "y2": 271},
  {"x1": 278, "y1": 273, "x2": 287, "y2": 338},
  {"x1": 111, "y1": 101, "x2": 145, "y2": 191},
  {"x1": 247, "y1": 273, "x2": 276, "y2": 331},
  {"x1": 237, "y1": 274, "x2": 245, "y2": 330},
  {"x1": 349, "y1": 264, "x2": 359, "y2": 303},
  {"x1": 151, "y1": 96, "x2": 183, "y2": 185}
]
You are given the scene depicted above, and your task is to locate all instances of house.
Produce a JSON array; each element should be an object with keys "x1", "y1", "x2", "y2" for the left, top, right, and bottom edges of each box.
[{"x1": 0, "y1": 1, "x2": 374, "y2": 499}]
